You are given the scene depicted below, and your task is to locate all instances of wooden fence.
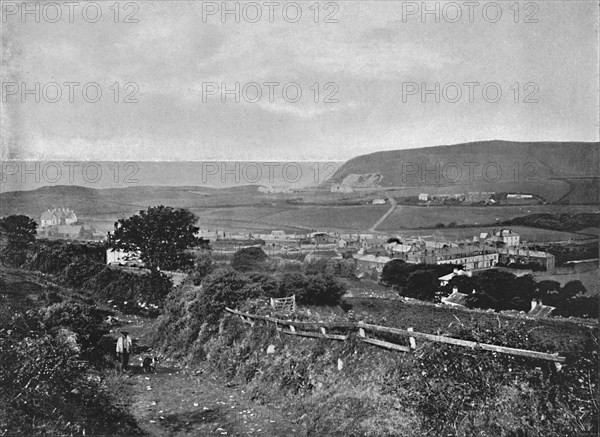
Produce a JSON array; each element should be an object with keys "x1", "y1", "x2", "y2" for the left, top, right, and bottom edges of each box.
[
  {"x1": 225, "y1": 308, "x2": 566, "y2": 366},
  {"x1": 270, "y1": 295, "x2": 296, "y2": 313}
]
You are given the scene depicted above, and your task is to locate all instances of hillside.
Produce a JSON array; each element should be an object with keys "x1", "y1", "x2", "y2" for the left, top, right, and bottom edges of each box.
[
  {"x1": 0, "y1": 184, "x2": 267, "y2": 218},
  {"x1": 328, "y1": 141, "x2": 599, "y2": 203}
]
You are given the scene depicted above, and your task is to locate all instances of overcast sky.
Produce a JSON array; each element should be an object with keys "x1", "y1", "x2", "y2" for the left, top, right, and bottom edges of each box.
[{"x1": 1, "y1": 1, "x2": 598, "y2": 161}]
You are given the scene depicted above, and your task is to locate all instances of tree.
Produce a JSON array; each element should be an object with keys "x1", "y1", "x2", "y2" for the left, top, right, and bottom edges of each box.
[
  {"x1": 381, "y1": 259, "x2": 411, "y2": 288},
  {"x1": 0, "y1": 215, "x2": 37, "y2": 248},
  {"x1": 110, "y1": 206, "x2": 204, "y2": 272},
  {"x1": 446, "y1": 275, "x2": 478, "y2": 294},
  {"x1": 561, "y1": 280, "x2": 586, "y2": 298},
  {"x1": 231, "y1": 246, "x2": 268, "y2": 272},
  {"x1": 535, "y1": 280, "x2": 561, "y2": 296},
  {"x1": 405, "y1": 269, "x2": 439, "y2": 301}
]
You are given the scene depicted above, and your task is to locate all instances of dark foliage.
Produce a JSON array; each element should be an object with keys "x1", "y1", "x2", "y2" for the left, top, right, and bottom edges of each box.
[
  {"x1": 0, "y1": 304, "x2": 141, "y2": 436},
  {"x1": 230, "y1": 246, "x2": 268, "y2": 272},
  {"x1": 502, "y1": 213, "x2": 600, "y2": 232},
  {"x1": 0, "y1": 215, "x2": 37, "y2": 248},
  {"x1": 110, "y1": 205, "x2": 206, "y2": 272}
]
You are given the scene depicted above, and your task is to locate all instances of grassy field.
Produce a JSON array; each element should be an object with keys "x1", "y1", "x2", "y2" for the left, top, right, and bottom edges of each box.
[
  {"x1": 380, "y1": 204, "x2": 599, "y2": 230},
  {"x1": 83, "y1": 203, "x2": 599, "y2": 238},
  {"x1": 188, "y1": 204, "x2": 389, "y2": 233}
]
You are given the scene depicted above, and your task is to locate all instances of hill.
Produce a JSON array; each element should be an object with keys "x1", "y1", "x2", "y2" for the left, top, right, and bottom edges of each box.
[
  {"x1": 0, "y1": 184, "x2": 268, "y2": 218},
  {"x1": 328, "y1": 141, "x2": 599, "y2": 203}
]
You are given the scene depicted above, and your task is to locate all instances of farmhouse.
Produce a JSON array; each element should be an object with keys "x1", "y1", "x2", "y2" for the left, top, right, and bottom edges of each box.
[
  {"x1": 40, "y1": 208, "x2": 77, "y2": 227},
  {"x1": 372, "y1": 198, "x2": 386, "y2": 205},
  {"x1": 418, "y1": 193, "x2": 429, "y2": 201}
]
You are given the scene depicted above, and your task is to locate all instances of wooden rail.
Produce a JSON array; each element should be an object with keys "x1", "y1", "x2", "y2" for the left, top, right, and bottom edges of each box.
[{"x1": 225, "y1": 308, "x2": 566, "y2": 364}]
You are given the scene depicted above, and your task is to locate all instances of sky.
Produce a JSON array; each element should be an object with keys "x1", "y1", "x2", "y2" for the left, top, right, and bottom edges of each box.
[{"x1": 1, "y1": 1, "x2": 599, "y2": 162}]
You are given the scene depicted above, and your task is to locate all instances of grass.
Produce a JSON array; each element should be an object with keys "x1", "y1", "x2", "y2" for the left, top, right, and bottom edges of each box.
[
  {"x1": 344, "y1": 296, "x2": 595, "y2": 351},
  {"x1": 379, "y1": 204, "x2": 598, "y2": 230}
]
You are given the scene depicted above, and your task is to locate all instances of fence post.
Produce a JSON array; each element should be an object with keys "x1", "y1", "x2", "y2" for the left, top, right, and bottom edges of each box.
[{"x1": 407, "y1": 327, "x2": 416, "y2": 350}]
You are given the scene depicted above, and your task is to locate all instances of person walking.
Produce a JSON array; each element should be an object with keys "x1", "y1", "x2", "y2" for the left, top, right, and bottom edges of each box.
[{"x1": 116, "y1": 330, "x2": 133, "y2": 372}]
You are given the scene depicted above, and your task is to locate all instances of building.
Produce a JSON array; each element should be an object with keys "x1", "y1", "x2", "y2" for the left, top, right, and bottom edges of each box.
[
  {"x1": 528, "y1": 299, "x2": 555, "y2": 317},
  {"x1": 438, "y1": 268, "x2": 472, "y2": 286},
  {"x1": 498, "y1": 247, "x2": 555, "y2": 272},
  {"x1": 495, "y1": 229, "x2": 520, "y2": 247},
  {"x1": 372, "y1": 198, "x2": 386, "y2": 205},
  {"x1": 355, "y1": 254, "x2": 391, "y2": 274},
  {"x1": 418, "y1": 193, "x2": 429, "y2": 202},
  {"x1": 507, "y1": 193, "x2": 533, "y2": 199},
  {"x1": 362, "y1": 237, "x2": 388, "y2": 251},
  {"x1": 426, "y1": 246, "x2": 499, "y2": 270},
  {"x1": 40, "y1": 208, "x2": 77, "y2": 227},
  {"x1": 106, "y1": 248, "x2": 143, "y2": 266},
  {"x1": 441, "y1": 288, "x2": 470, "y2": 307}
]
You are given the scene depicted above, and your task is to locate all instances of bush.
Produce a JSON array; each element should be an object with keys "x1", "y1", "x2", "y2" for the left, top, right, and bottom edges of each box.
[
  {"x1": 0, "y1": 306, "x2": 141, "y2": 436},
  {"x1": 277, "y1": 272, "x2": 345, "y2": 306},
  {"x1": 230, "y1": 247, "x2": 268, "y2": 272},
  {"x1": 153, "y1": 268, "x2": 263, "y2": 358}
]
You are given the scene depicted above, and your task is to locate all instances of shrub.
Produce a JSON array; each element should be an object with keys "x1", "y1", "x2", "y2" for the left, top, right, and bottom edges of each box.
[
  {"x1": 230, "y1": 247, "x2": 268, "y2": 272},
  {"x1": 0, "y1": 306, "x2": 141, "y2": 436},
  {"x1": 277, "y1": 272, "x2": 345, "y2": 306}
]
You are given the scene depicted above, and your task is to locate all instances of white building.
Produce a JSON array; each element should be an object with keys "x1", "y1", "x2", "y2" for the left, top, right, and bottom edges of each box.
[
  {"x1": 437, "y1": 252, "x2": 499, "y2": 270},
  {"x1": 106, "y1": 249, "x2": 143, "y2": 265},
  {"x1": 496, "y1": 229, "x2": 520, "y2": 247},
  {"x1": 418, "y1": 193, "x2": 429, "y2": 201},
  {"x1": 40, "y1": 208, "x2": 77, "y2": 227}
]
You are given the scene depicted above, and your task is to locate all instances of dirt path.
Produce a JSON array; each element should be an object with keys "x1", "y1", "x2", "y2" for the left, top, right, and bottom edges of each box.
[
  {"x1": 114, "y1": 317, "x2": 305, "y2": 437},
  {"x1": 369, "y1": 195, "x2": 397, "y2": 232}
]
